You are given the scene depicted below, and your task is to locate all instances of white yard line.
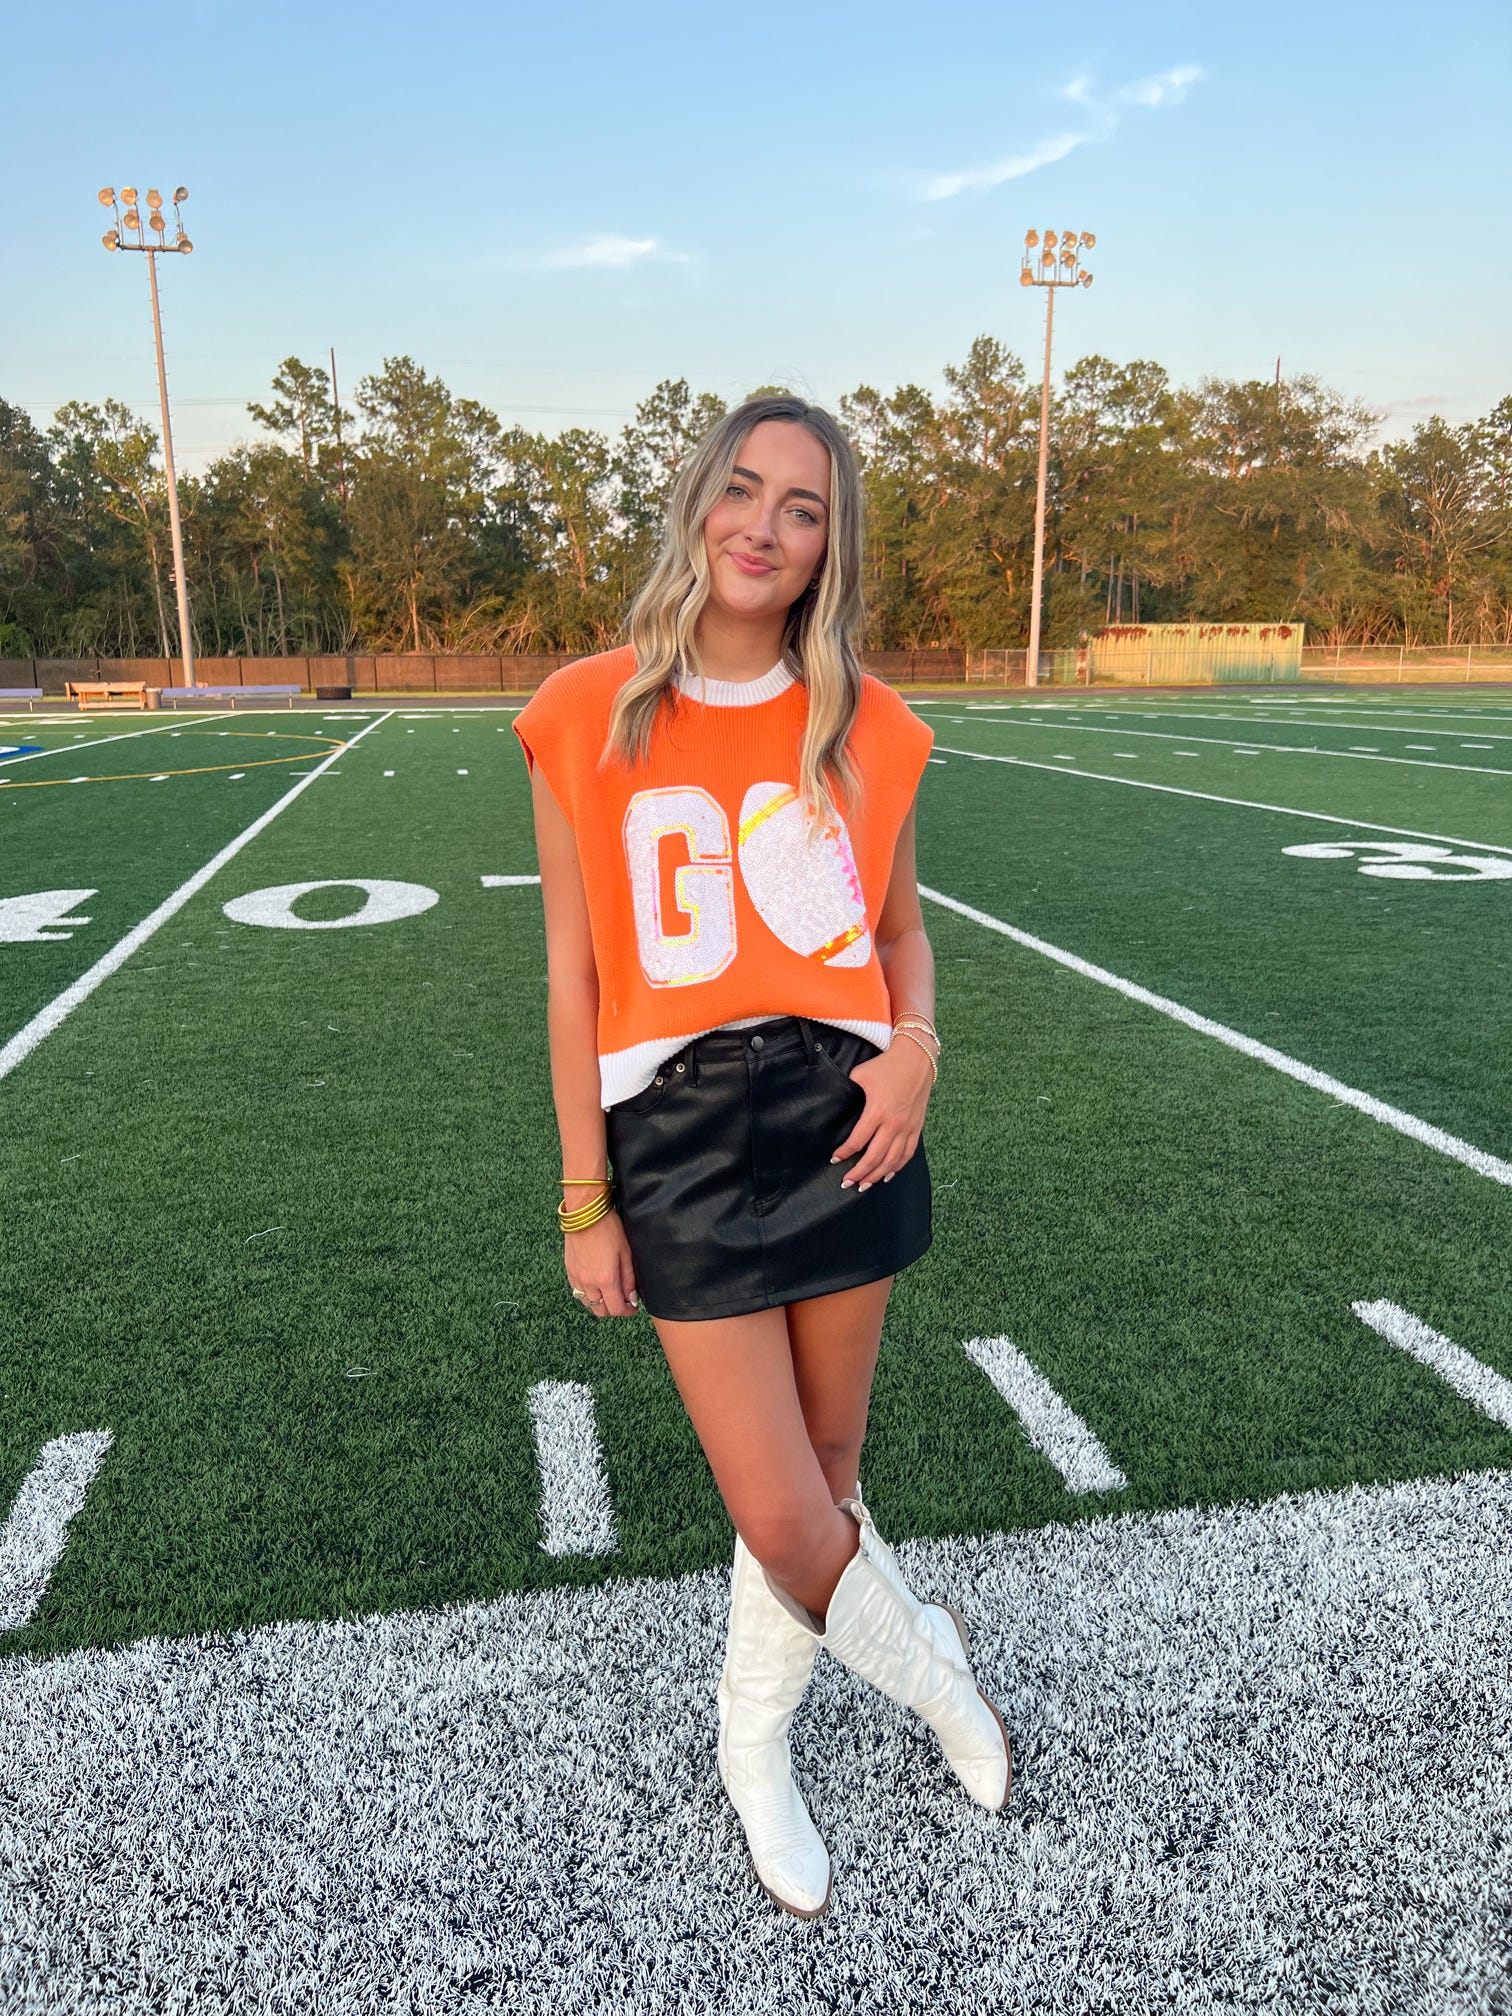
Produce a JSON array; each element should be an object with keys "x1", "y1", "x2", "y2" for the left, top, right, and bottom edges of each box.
[
  {"x1": 933, "y1": 744, "x2": 1512, "y2": 858},
  {"x1": 0, "y1": 713, "x2": 394, "y2": 1086},
  {"x1": 961, "y1": 1337, "x2": 1127, "y2": 1494},
  {"x1": 527, "y1": 1382, "x2": 618, "y2": 1557},
  {"x1": 1, "y1": 712, "x2": 239, "y2": 765},
  {"x1": 1033, "y1": 703, "x2": 1512, "y2": 740},
  {"x1": 919, "y1": 884, "x2": 1512, "y2": 1188},
  {"x1": 1352, "y1": 1302, "x2": 1512, "y2": 1431},
  {"x1": 0, "y1": 1431, "x2": 114, "y2": 1632},
  {"x1": 950, "y1": 713, "x2": 1512, "y2": 777}
]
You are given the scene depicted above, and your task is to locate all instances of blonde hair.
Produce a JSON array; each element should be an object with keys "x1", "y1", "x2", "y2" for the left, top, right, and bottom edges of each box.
[{"x1": 602, "y1": 394, "x2": 866, "y2": 834}]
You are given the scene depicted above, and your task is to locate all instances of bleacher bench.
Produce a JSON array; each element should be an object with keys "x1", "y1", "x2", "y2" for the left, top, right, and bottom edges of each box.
[
  {"x1": 0, "y1": 687, "x2": 44, "y2": 712},
  {"x1": 160, "y1": 685, "x2": 303, "y2": 709},
  {"x1": 66, "y1": 680, "x2": 149, "y2": 711}
]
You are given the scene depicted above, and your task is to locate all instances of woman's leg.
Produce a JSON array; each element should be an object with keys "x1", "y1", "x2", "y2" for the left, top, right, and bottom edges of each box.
[
  {"x1": 784, "y1": 1276, "x2": 894, "y2": 1504},
  {"x1": 651, "y1": 1305, "x2": 860, "y2": 1618}
]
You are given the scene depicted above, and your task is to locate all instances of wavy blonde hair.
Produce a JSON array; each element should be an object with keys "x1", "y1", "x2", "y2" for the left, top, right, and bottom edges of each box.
[{"x1": 601, "y1": 394, "x2": 866, "y2": 835}]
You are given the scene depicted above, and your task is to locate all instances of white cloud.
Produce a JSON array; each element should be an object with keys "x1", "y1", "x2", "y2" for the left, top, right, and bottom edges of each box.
[
  {"x1": 921, "y1": 63, "x2": 1205, "y2": 201},
  {"x1": 1116, "y1": 64, "x2": 1204, "y2": 109},
  {"x1": 920, "y1": 133, "x2": 1086, "y2": 202},
  {"x1": 536, "y1": 234, "x2": 691, "y2": 271}
]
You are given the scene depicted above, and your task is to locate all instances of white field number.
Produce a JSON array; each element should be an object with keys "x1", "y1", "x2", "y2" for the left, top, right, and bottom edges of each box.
[{"x1": 1283, "y1": 841, "x2": 1512, "y2": 881}]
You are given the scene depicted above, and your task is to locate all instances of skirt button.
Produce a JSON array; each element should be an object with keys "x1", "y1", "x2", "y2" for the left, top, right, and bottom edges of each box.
[{"x1": 749, "y1": 1033, "x2": 764, "y2": 1049}]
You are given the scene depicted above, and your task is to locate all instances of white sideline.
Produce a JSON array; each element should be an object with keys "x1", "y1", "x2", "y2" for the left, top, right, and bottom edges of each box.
[
  {"x1": 961, "y1": 1337, "x2": 1127, "y2": 1494},
  {"x1": 933, "y1": 745, "x2": 1512, "y2": 858},
  {"x1": 527, "y1": 1381, "x2": 618, "y2": 1557},
  {"x1": 1352, "y1": 1301, "x2": 1512, "y2": 1431},
  {"x1": 3, "y1": 1467, "x2": 1510, "y2": 2012},
  {"x1": 0, "y1": 1431, "x2": 113, "y2": 1632},
  {"x1": 919, "y1": 884, "x2": 1512, "y2": 1189},
  {"x1": 0, "y1": 712, "x2": 394, "y2": 1086}
]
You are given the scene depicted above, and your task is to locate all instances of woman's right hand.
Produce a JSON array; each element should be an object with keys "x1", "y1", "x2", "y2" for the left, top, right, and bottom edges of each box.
[{"x1": 565, "y1": 1213, "x2": 640, "y2": 1318}]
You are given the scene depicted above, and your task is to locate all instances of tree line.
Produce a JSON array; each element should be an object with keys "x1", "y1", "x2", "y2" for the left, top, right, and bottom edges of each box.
[{"x1": 2, "y1": 342, "x2": 1508, "y2": 659}]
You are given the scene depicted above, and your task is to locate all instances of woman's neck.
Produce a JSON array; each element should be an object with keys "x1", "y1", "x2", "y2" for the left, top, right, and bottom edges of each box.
[{"x1": 692, "y1": 606, "x2": 787, "y2": 683}]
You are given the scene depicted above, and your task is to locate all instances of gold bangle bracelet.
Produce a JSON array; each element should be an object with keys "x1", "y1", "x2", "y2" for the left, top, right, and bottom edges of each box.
[
  {"x1": 559, "y1": 1206, "x2": 612, "y2": 1235},
  {"x1": 558, "y1": 1189, "x2": 615, "y2": 1231},
  {"x1": 560, "y1": 1177, "x2": 612, "y2": 1187}
]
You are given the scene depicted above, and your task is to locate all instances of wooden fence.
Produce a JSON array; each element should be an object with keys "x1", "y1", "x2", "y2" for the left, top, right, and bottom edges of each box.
[{"x1": 0, "y1": 649, "x2": 974, "y2": 695}]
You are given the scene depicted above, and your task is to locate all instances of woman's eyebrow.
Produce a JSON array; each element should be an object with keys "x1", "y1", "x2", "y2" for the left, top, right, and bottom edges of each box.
[{"x1": 731, "y1": 465, "x2": 829, "y2": 509}]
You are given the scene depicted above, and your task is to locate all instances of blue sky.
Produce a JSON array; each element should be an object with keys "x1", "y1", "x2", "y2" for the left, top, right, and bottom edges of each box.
[{"x1": 6, "y1": 0, "x2": 1509, "y2": 471}]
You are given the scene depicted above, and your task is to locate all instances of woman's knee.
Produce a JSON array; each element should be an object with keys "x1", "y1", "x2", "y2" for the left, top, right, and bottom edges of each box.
[{"x1": 735, "y1": 1501, "x2": 831, "y2": 1587}]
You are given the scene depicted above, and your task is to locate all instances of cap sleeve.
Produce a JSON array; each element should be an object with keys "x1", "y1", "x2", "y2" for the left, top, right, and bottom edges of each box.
[
  {"x1": 896, "y1": 692, "x2": 934, "y2": 800},
  {"x1": 512, "y1": 666, "x2": 580, "y2": 824},
  {"x1": 861, "y1": 675, "x2": 934, "y2": 804}
]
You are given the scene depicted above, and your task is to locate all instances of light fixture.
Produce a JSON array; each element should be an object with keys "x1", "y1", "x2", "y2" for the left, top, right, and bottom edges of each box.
[
  {"x1": 1044, "y1": 230, "x2": 1058, "y2": 248},
  {"x1": 1082, "y1": 232, "x2": 1096, "y2": 248},
  {"x1": 1080, "y1": 270, "x2": 1094, "y2": 286},
  {"x1": 92, "y1": 177, "x2": 198, "y2": 687},
  {"x1": 173, "y1": 185, "x2": 188, "y2": 202},
  {"x1": 1020, "y1": 269, "x2": 1032, "y2": 286},
  {"x1": 1024, "y1": 229, "x2": 1039, "y2": 248}
]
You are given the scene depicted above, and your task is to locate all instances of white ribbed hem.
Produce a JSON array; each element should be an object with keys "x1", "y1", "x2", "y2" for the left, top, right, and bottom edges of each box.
[
  {"x1": 671, "y1": 661, "x2": 794, "y2": 706},
  {"x1": 600, "y1": 1016, "x2": 892, "y2": 1109}
]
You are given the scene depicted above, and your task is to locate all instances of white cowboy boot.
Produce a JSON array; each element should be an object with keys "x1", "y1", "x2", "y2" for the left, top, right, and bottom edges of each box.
[
  {"x1": 716, "y1": 1531, "x2": 832, "y2": 1917},
  {"x1": 764, "y1": 1496, "x2": 1012, "y2": 1811}
]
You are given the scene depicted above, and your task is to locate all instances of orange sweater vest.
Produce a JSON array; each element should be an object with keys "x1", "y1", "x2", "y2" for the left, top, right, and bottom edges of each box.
[{"x1": 512, "y1": 646, "x2": 934, "y2": 1107}]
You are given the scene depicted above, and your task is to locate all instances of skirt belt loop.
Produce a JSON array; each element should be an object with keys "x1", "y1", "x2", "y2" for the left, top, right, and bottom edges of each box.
[
  {"x1": 688, "y1": 1038, "x2": 700, "y2": 1086},
  {"x1": 795, "y1": 1016, "x2": 818, "y2": 1067}
]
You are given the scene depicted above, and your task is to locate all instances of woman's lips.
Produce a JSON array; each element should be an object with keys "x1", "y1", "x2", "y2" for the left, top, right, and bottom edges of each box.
[{"x1": 727, "y1": 552, "x2": 776, "y2": 576}]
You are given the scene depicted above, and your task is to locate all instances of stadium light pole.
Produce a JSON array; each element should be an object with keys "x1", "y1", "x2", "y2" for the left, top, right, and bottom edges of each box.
[
  {"x1": 97, "y1": 185, "x2": 198, "y2": 689},
  {"x1": 1021, "y1": 228, "x2": 1095, "y2": 689}
]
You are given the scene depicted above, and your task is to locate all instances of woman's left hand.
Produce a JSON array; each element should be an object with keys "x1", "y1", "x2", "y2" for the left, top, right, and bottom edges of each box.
[{"x1": 831, "y1": 1038, "x2": 934, "y2": 1191}]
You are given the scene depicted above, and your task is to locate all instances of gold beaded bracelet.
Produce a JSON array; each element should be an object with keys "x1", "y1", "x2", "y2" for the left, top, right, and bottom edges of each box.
[
  {"x1": 891, "y1": 1025, "x2": 939, "y2": 1084},
  {"x1": 893, "y1": 1011, "x2": 940, "y2": 1045}
]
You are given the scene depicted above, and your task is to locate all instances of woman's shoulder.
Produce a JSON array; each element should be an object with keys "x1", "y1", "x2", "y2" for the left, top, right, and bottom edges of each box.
[{"x1": 855, "y1": 670, "x2": 934, "y2": 745}]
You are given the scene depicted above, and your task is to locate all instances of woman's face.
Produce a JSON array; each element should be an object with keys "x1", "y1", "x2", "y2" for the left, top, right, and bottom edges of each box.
[{"x1": 701, "y1": 419, "x2": 831, "y2": 623}]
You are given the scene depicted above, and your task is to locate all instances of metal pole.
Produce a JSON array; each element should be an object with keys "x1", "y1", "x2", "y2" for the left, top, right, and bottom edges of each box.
[
  {"x1": 146, "y1": 249, "x2": 196, "y2": 689},
  {"x1": 1026, "y1": 283, "x2": 1055, "y2": 689}
]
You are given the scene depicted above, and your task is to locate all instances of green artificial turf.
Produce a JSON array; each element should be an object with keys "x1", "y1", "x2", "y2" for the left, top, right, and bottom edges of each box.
[{"x1": 1, "y1": 696, "x2": 1509, "y2": 1663}]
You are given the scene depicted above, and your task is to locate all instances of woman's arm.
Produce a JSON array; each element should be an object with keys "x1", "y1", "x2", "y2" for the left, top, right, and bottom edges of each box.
[
  {"x1": 530, "y1": 762, "x2": 639, "y2": 1317},
  {"x1": 873, "y1": 798, "x2": 935, "y2": 1033},
  {"x1": 832, "y1": 797, "x2": 937, "y2": 1190}
]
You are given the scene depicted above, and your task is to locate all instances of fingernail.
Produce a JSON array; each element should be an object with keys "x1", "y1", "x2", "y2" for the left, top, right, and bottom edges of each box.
[
  {"x1": 840, "y1": 1176, "x2": 852, "y2": 1188},
  {"x1": 830, "y1": 1154, "x2": 840, "y2": 1164},
  {"x1": 858, "y1": 1181, "x2": 872, "y2": 1192},
  {"x1": 883, "y1": 1173, "x2": 894, "y2": 1183}
]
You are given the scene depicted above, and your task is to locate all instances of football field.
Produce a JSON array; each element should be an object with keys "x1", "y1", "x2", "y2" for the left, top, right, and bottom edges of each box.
[{"x1": 2, "y1": 688, "x2": 1510, "y2": 2013}]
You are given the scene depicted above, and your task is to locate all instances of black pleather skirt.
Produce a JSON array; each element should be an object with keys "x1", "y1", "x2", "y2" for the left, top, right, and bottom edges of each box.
[{"x1": 604, "y1": 1014, "x2": 932, "y2": 1322}]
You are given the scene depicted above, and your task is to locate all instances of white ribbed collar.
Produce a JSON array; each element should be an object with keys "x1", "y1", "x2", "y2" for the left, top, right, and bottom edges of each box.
[{"x1": 672, "y1": 660, "x2": 796, "y2": 707}]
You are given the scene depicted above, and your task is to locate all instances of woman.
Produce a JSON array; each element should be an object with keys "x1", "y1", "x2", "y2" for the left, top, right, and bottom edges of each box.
[{"x1": 512, "y1": 394, "x2": 1011, "y2": 1919}]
